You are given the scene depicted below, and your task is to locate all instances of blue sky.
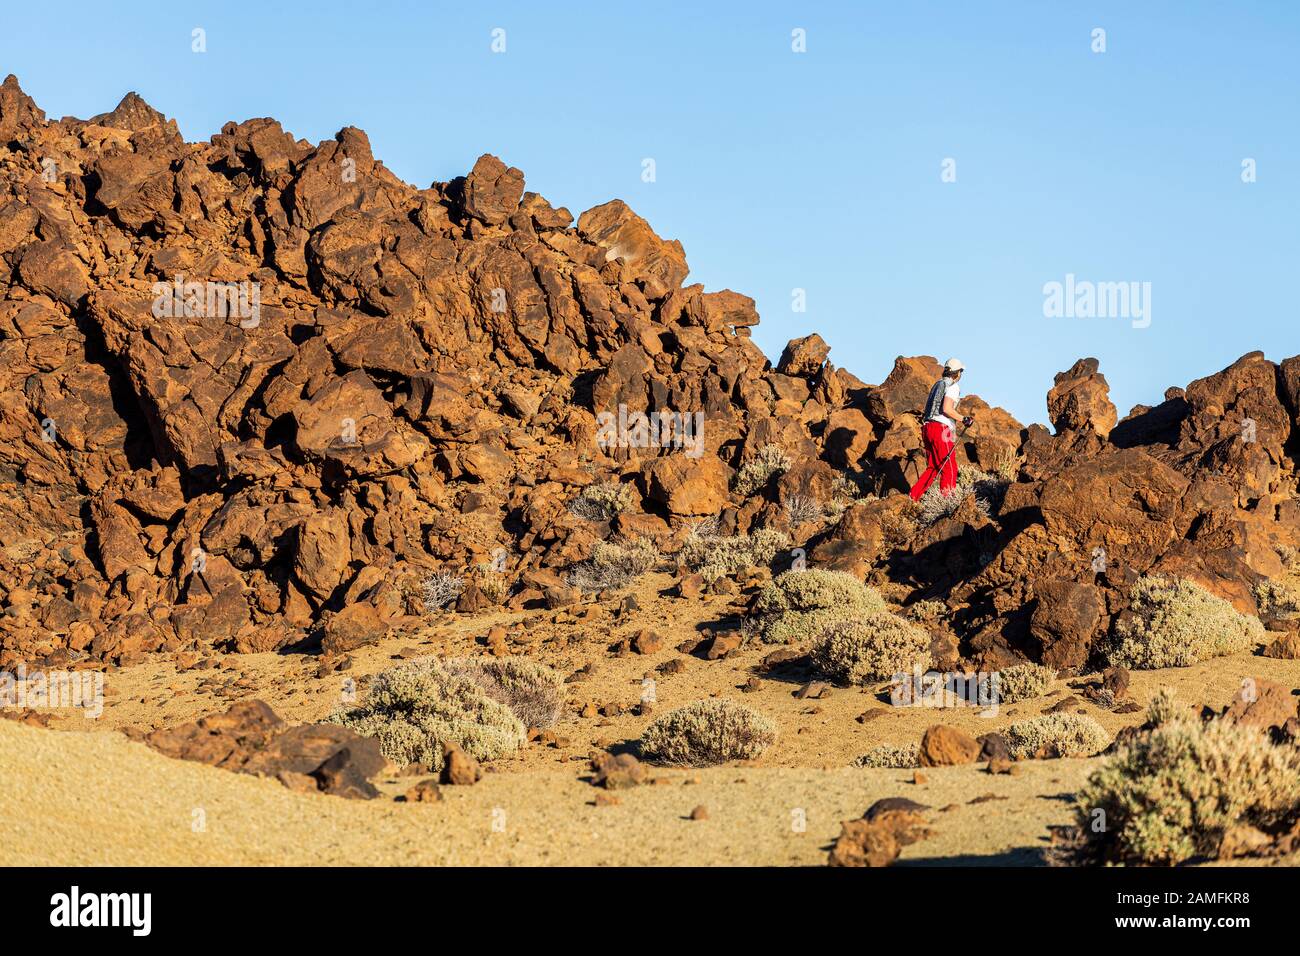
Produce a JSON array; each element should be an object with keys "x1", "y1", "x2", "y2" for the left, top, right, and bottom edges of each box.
[{"x1": 4, "y1": 1, "x2": 1296, "y2": 425}]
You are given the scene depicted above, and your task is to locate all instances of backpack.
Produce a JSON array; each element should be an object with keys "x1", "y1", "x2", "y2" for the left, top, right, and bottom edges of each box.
[{"x1": 922, "y1": 378, "x2": 948, "y2": 423}]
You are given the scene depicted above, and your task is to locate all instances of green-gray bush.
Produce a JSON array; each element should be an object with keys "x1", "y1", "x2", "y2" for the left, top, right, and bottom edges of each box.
[
  {"x1": 330, "y1": 658, "x2": 526, "y2": 770},
  {"x1": 812, "y1": 614, "x2": 932, "y2": 685},
  {"x1": 751, "y1": 568, "x2": 887, "y2": 645},
  {"x1": 1109, "y1": 576, "x2": 1264, "y2": 669},
  {"x1": 443, "y1": 656, "x2": 565, "y2": 730},
  {"x1": 1073, "y1": 715, "x2": 1300, "y2": 864},
  {"x1": 1003, "y1": 712, "x2": 1109, "y2": 759},
  {"x1": 639, "y1": 699, "x2": 777, "y2": 766}
]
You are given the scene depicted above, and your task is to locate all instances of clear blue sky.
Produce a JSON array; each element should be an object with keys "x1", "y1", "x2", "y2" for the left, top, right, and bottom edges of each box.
[{"x1": 4, "y1": 1, "x2": 1297, "y2": 426}]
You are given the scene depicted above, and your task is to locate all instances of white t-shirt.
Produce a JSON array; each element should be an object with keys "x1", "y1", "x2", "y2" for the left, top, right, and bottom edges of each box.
[{"x1": 931, "y1": 380, "x2": 960, "y2": 429}]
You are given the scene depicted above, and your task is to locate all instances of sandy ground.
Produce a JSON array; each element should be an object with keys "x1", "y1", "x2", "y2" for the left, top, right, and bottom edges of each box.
[
  {"x1": 0, "y1": 717, "x2": 1092, "y2": 866},
  {"x1": 6, "y1": 571, "x2": 1300, "y2": 866}
]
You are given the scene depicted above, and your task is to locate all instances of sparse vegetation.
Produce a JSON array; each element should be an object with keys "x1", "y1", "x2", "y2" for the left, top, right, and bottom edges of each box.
[
  {"x1": 567, "y1": 537, "x2": 661, "y2": 592},
  {"x1": 421, "y1": 571, "x2": 464, "y2": 613},
  {"x1": 330, "y1": 658, "x2": 526, "y2": 770},
  {"x1": 905, "y1": 599, "x2": 949, "y2": 623},
  {"x1": 914, "y1": 467, "x2": 1008, "y2": 526},
  {"x1": 783, "y1": 495, "x2": 824, "y2": 525},
  {"x1": 812, "y1": 614, "x2": 933, "y2": 685},
  {"x1": 1004, "y1": 712, "x2": 1109, "y2": 759},
  {"x1": 443, "y1": 657, "x2": 565, "y2": 729},
  {"x1": 994, "y1": 663, "x2": 1056, "y2": 704},
  {"x1": 855, "y1": 742, "x2": 920, "y2": 769},
  {"x1": 732, "y1": 444, "x2": 792, "y2": 497},
  {"x1": 1254, "y1": 578, "x2": 1300, "y2": 623},
  {"x1": 1071, "y1": 713, "x2": 1300, "y2": 865},
  {"x1": 569, "y1": 481, "x2": 636, "y2": 522},
  {"x1": 751, "y1": 568, "x2": 887, "y2": 644},
  {"x1": 986, "y1": 448, "x2": 1022, "y2": 482},
  {"x1": 679, "y1": 525, "x2": 790, "y2": 584},
  {"x1": 1109, "y1": 576, "x2": 1265, "y2": 669},
  {"x1": 639, "y1": 699, "x2": 777, "y2": 766}
]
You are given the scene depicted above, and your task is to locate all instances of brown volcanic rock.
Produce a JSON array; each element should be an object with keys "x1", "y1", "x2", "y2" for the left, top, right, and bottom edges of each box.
[
  {"x1": 1047, "y1": 358, "x2": 1118, "y2": 438},
  {"x1": 147, "y1": 700, "x2": 383, "y2": 798}
]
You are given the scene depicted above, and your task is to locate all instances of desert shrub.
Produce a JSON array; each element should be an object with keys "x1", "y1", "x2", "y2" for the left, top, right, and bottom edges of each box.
[
  {"x1": 986, "y1": 449, "x2": 1022, "y2": 482},
  {"x1": 1108, "y1": 576, "x2": 1265, "y2": 669},
  {"x1": 905, "y1": 599, "x2": 949, "y2": 623},
  {"x1": 469, "y1": 563, "x2": 511, "y2": 604},
  {"x1": 639, "y1": 699, "x2": 777, "y2": 766},
  {"x1": 679, "y1": 525, "x2": 790, "y2": 584},
  {"x1": 812, "y1": 614, "x2": 933, "y2": 685},
  {"x1": 569, "y1": 481, "x2": 636, "y2": 522},
  {"x1": 1254, "y1": 578, "x2": 1300, "y2": 623},
  {"x1": 1145, "y1": 687, "x2": 1182, "y2": 728},
  {"x1": 421, "y1": 572, "x2": 463, "y2": 612},
  {"x1": 443, "y1": 657, "x2": 564, "y2": 729},
  {"x1": 994, "y1": 663, "x2": 1056, "y2": 704},
  {"x1": 784, "y1": 495, "x2": 824, "y2": 525},
  {"x1": 567, "y1": 537, "x2": 661, "y2": 592},
  {"x1": 1004, "y1": 713, "x2": 1109, "y2": 759},
  {"x1": 330, "y1": 658, "x2": 526, "y2": 770},
  {"x1": 855, "y1": 742, "x2": 920, "y2": 769},
  {"x1": 732, "y1": 444, "x2": 792, "y2": 497},
  {"x1": 751, "y1": 568, "x2": 887, "y2": 645},
  {"x1": 1073, "y1": 716, "x2": 1300, "y2": 864},
  {"x1": 915, "y1": 467, "x2": 1008, "y2": 526}
]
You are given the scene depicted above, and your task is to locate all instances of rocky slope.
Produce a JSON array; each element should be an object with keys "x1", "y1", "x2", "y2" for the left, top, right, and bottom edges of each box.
[{"x1": 2, "y1": 74, "x2": 1298, "y2": 675}]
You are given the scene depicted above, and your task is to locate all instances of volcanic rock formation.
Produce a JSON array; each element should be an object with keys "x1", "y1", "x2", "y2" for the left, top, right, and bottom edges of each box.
[{"x1": 1, "y1": 75, "x2": 1297, "y2": 673}]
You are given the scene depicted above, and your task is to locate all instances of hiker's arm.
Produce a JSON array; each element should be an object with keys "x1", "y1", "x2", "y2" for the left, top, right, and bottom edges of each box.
[{"x1": 942, "y1": 394, "x2": 961, "y2": 420}]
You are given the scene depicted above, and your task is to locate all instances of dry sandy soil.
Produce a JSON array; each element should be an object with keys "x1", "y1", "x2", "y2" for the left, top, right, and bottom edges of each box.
[{"x1": 5, "y1": 572, "x2": 1300, "y2": 866}]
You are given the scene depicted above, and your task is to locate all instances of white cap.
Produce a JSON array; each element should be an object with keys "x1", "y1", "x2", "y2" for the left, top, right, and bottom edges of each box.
[{"x1": 944, "y1": 358, "x2": 965, "y2": 373}]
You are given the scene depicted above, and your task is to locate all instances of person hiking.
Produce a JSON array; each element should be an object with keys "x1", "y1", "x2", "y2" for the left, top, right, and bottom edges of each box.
[{"x1": 909, "y1": 358, "x2": 974, "y2": 501}]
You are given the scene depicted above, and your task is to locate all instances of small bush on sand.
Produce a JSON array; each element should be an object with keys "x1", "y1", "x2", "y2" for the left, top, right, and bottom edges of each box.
[
  {"x1": 915, "y1": 467, "x2": 1008, "y2": 526},
  {"x1": 994, "y1": 663, "x2": 1056, "y2": 704},
  {"x1": 812, "y1": 614, "x2": 933, "y2": 685},
  {"x1": 330, "y1": 658, "x2": 526, "y2": 770},
  {"x1": 639, "y1": 699, "x2": 777, "y2": 766},
  {"x1": 732, "y1": 444, "x2": 792, "y2": 497},
  {"x1": 680, "y1": 525, "x2": 790, "y2": 584},
  {"x1": 1004, "y1": 713, "x2": 1109, "y2": 759},
  {"x1": 1109, "y1": 576, "x2": 1264, "y2": 669},
  {"x1": 567, "y1": 537, "x2": 661, "y2": 592},
  {"x1": 421, "y1": 571, "x2": 463, "y2": 613},
  {"x1": 752, "y1": 568, "x2": 887, "y2": 645},
  {"x1": 569, "y1": 481, "x2": 636, "y2": 522},
  {"x1": 855, "y1": 742, "x2": 920, "y2": 769},
  {"x1": 1254, "y1": 578, "x2": 1300, "y2": 624},
  {"x1": 1070, "y1": 715, "x2": 1300, "y2": 865},
  {"x1": 443, "y1": 657, "x2": 564, "y2": 730}
]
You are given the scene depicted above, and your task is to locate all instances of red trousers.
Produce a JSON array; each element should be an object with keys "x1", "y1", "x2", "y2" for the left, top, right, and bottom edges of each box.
[{"x1": 909, "y1": 421, "x2": 956, "y2": 500}]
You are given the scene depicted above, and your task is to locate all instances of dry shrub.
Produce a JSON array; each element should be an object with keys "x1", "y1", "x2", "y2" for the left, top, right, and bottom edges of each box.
[
  {"x1": 914, "y1": 467, "x2": 1007, "y2": 526},
  {"x1": 1109, "y1": 576, "x2": 1264, "y2": 669},
  {"x1": 905, "y1": 599, "x2": 949, "y2": 623},
  {"x1": 855, "y1": 742, "x2": 920, "y2": 769},
  {"x1": 1003, "y1": 712, "x2": 1109, "y2": 759},
  {"x1": 784, "y1": 495, "x2": 825, "y2": 524},
  {"x1": 569, "y1": 481, "x2": 636, "y2": 522},
  {"x1": 732, "y1": 444, "x2": 791, "y2": 497},
  {"x1": 443, "y1": 656, "x2": 564, "y2": 730},
  {"x1": 567, "y1": 537, "x2": 661, "y2": 592},
  {"x1": 812, "y1": 614, "x2": 933, "y2": 685},
  {"x1": 421, "y1": 571, "x2": 463, "y2": 613},
  {"x1": 752, "y1": 568, "x2": 887, "y2": 645},
  {"x1": 1071, "y1": 714, "x2": 1300, "y2": 865},
  {"x1": 639, "y1": 699, "x2": 777, "y2": 766},
  {"x1": 679, "y1": 525, "x2": 789, "y2": 584},
  {"x1": 330, "y1": 658, "x2": 526, "y2": 770},
  {"x1": 994, "y1": 663, "x2": 1056, "y2": 704}
]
